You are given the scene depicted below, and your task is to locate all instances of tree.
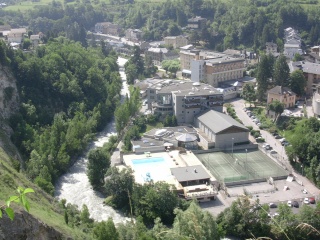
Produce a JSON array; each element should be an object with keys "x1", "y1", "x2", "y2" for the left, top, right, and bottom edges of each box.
[
  {"x1": 290, "y1": 69, "x2": 306, "y2": 96},
  {"x1": 172, "y1": 201, "x2": 221, "y2": 240},
  {"x1": 93, "y1": 218, "x2": 119, "y2": 240},
  {"x1": 241, "y1": 84, "x2": 256, "y2": 107},
  {"x1": 273, "y1": 54, "x2": 290, "y2": 87},
  {"x1": 80, "y1": 204, "x2": 92, "y2": 224},
  {"x1": 268, "y1": 100, "x2": 284, "y2": 122},
  {"x1": 125, "y1": 63, "x2": 138, "y2": 84},
  {"x1": 104, "y1": 167, "x2": 135, "y2": 211},
  {"x1": 132, "y1": 182, "x2": 180, "y2": 225},
  {"x1": 293, "y1": 53, "x2": 304, "y2": 62},
  {"x1": 87, "y1": 147, "x2": 111, "y2": 188},
  {"x1": 256, "y1": 55, "x2": 270, "y2": 101}
]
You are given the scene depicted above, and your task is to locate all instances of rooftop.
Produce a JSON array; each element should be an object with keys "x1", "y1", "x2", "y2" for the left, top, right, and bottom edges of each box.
[
  {"x1": 205, "y1": 56, "x2": 245, "y2": 65},
  {"x1": 290, "y1": 61, "x2": 320, "y2": 75},
  {"x1": 147, "y1": 47, "x2": 168, "y2": 53},
  {"x1": 268, "y1": 86, "x2": 296, "y2": 96},
  {"x1": 156, "y1": 81, "x2": 221, "y2": 96},
  {"x1": 171, "y1": 165, "x2": 211, "y2": 182},
  {"x1": 197, "y1": 110, "x2": 249, "y2": 134}
]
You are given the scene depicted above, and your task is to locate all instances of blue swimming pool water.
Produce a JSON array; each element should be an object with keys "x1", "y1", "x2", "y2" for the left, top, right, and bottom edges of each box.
[
  {"x1": 131, "y1": 157, "x2": 170, "y2": 182},
  {"x1": 132, "y1": 157, "x2": 164, "y2": 165}
]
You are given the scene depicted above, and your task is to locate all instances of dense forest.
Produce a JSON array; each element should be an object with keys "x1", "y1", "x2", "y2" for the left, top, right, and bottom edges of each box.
[{"x1": 1, "y1": 38, "x2": 122, "y2": 194}]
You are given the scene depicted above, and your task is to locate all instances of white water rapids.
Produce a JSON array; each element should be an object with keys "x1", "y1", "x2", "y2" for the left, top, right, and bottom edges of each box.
[{"x1": 54, "y1": 57, "x2": 130, "y2": 223}]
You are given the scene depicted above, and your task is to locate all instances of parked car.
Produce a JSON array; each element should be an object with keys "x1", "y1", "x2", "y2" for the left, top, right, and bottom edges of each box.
[
  {"x1": 269, "y1": 203, "x2": 277, "y2": 208},
  {"x1": 302, "y1": 189, "x2": 308, "y2": 194},
  {"x1": 293, "y1": 201, "x2": 299, "y2": 208},
  {"x1": 279, "y1": 138, "x2": 286, "y2": 143},
  {"x1": 309, "y1": 197, "x2": 316, "y2": 204},
  {"x1": 304, "y1": 198, "x2": 310, "y2": 204},
  {"x1": 270, "y1": 150, "x2": 277, "y2": 154},
  {"x1": 275, "y1": 135, "x2": 282, "y2": 139},
  {"x1": 287, "y1": 200, "x2": 292, "y2": 207},
  {"x1": 282, "y1": 141, "x2": 290, "y2": 146},
  {"x1": 272, "y1": 132, "x2": 278, "y2": 136},
  {"x1": 273, "y1": 213, "x2": 279, "y2": 217}
]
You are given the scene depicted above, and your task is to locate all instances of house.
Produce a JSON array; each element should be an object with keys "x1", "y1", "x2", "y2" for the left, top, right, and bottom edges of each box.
[
  {"x1": 267, "y1": 86, "x2": 296, "y2": 109},
  {"x1": 145, "y1": 47, "x2": 179, "y2": 65},
  {"x1": 146, "y1": 81, "x2": 223, "y2": 124},
  {"x1": 94, "y1": 22, "x2": 122, "y2": 36},
  {"x1": 125, "y1": 29, "x2": 143, "y2": 42},
  {"x1": 187, "y1": 16, "x2": 207, "y2": 29},
  {"x1": 0, "y1": 25, "x2": 11, "y2": 37},
  {"x1": 266, "y1": 42, "x2": 278, "y2": 56},
  {"x1": 164, "y1": 35, "x2": 188, "y2": 49},
  {"x1": 145, "y1": 47, "x2": 168, "y2": 66},
  {"x1": 194, "y1": 110, "x2": 249, "y2": 150},
  {"x1": 6, "y1": 28, "x2": 26, "y2": 43},
  {"x1": 289, "y1": 61, "x2": 320, "y2": 95},
  {"x1": 283, "y1": 27, "x2": 303, "y2": 59},
  {"x1": 30, "y1": 34, "x2": 40, "y2": 48}
]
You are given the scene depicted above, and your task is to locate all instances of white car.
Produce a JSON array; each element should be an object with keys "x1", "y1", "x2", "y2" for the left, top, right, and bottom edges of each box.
[
  {"x1": 279, "y1": 138, "x2": 286, "y2": 143},
  {"x1": 287, "y1": 200, "x2": 292, "y2": 207},
  {"x1": 304, "y1": 198, "x2": 309, "y2": 204},
  {"x1": 303, "y1": 189, "x2": 308, "y2": 194}
]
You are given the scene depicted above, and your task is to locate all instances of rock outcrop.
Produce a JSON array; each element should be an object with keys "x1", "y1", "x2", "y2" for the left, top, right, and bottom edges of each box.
[{"x1": 0, "y1": 209, "x2": 63, "y2": 240}]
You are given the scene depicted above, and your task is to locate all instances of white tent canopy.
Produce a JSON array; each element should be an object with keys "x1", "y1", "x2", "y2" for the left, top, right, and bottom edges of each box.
[{"x1": 175, "y1": 133, "x2": 197, "y2": 142}]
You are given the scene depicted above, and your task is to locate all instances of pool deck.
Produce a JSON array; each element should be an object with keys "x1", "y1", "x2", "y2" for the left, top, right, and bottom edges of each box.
[{"x1": 122, "y1": 150, "x2": 217, "y2": 188}]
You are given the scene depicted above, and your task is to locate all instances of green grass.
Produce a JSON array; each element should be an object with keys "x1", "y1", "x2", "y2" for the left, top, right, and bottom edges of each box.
[
  {"x1": 146, "y1": 121, "x2": 163, "y2": 132},
  {"x1": 0, "y1": 131, "x2": 92, "y2": 239}
]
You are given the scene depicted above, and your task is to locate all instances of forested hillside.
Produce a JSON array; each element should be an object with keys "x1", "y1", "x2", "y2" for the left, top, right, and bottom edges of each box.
[
  {"x1": 1, "y1": 0, "x2": 320, "y2": 50},
  {"x1": 0, "y1": 38, "x2": 122, "y2": 194}
]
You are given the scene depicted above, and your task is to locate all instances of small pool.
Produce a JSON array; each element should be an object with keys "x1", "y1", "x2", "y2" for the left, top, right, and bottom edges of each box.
[{"x1": 131, "y1": 157, "x2": 171, "y2": 182}]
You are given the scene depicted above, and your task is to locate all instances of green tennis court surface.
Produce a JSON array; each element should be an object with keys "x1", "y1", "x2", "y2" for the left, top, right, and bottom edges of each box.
[{"x1": 196, "y1": 150, "x2": 288, "y2": 183}]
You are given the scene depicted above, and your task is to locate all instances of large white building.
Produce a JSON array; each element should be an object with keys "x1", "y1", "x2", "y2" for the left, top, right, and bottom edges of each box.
[
  {"x1": 313, "y1": 86, "x2": 320, "y2": 118},
  {"x1": 146, "y1": 81, "x2": 223, "y2": 124}
]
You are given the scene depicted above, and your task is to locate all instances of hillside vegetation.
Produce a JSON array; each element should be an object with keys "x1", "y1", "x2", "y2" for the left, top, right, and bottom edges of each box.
[{"x1": 0, "y1": 130, "x2": 93, "y2": 239}]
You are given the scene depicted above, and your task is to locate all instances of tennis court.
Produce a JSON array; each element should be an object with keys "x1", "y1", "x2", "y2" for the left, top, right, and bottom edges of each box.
[{"x1": 196, "y1": 150, "x2": 288, "y2": 183}]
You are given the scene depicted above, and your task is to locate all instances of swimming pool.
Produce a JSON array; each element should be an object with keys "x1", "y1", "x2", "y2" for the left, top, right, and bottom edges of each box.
[{"x1": 131, "y1": 157, "x2": 171, "y2": 183}]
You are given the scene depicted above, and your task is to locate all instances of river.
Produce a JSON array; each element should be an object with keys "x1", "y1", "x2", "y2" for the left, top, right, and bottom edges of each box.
[{"x1": 54, "y1": 57, "x2": 130, "y2": 223}]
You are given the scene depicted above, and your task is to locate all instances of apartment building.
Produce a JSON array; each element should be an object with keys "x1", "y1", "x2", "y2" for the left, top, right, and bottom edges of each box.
[
  {"x1": 164, "y1": 35, "x2": 188, "y2": 49},
  {"x1": 267, "y1": 86, "x2": 296, "y2": 108},
  {"x1": 204, "y1": 57, "x2": 245, "y2": 87},
  {"x1": 146, "y1": 81, "x2": 223, "y2": 124},
  {"x1": 6, "y1": 28, "x2": 26, "y2": 43},
  {"x1": 289, "y1": 61, "x2": 320, "y2": 95}
]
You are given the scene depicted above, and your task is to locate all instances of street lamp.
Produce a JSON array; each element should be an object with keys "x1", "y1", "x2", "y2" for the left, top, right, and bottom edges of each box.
[
  {"x1": 301, "y1": 164, "x2": 304, "y2": 176},
  {"x1": 245, "y1": 149, "x2": 248, "y2": 170},
  {"x1": 232, "y1": 138, "x2": 234, "y2": 158}
]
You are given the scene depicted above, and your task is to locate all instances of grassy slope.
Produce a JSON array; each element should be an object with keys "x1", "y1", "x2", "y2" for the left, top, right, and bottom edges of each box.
[{"x1": 0, "y1": 130, "x2": 93, "y2": 240}]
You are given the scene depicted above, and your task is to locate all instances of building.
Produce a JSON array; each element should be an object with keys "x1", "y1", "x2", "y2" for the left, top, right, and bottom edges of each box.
[
  {"x1": 283, "y1": 27, "x2": 303, "y2": 59},
  {"x1": 146, "y1": 81, "x2": 223, "y2": 124},
  {"x1": 164, "y1": 35, "x2": 188, "y2": 49},
  {"x1": 30, "y1": 34, "x2": 40, "y2": 48},
  {"x1": 187, "y1": 16, "x2": 207, "y2": 29},
  {"x1": 6, "y1": 28, "x2": 26, "y2": 43},
  {"x1": 267, "y1": 86, "x2": 296, "y2": 108},
  {"x1": 289, "y1": 61, "x2": 320, "y2": 95},
  {"x1": 179, "y1": 49, "x2": 245, "y2": 85},
  {"x1": 266, "y1": 42, "x2": 278, "y2": 55},
  {"x1": 312, "y1": 85, "x2": 320, "y2": 118},
  {"x1": 145, "y1": 47, "x2": 178, "y2": 65},
  {"x1": 200, "y1": 57, "x2": 245, "y2": 87},
  {"x1": 0, "y1": 25, "x2": 10, "y2": 37},
  {"x1": 194, "y1": 110, "x2": 249, "y2": 149},
  {"x1": 170, "y1": 165, "x2": 216, "y2": 201},
  {"x1": 94, "y1": 22, "x2": 122, "y2": 36},
  {"x1": 125, "y1": 29, "x2": 143, "y2": 42}
]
